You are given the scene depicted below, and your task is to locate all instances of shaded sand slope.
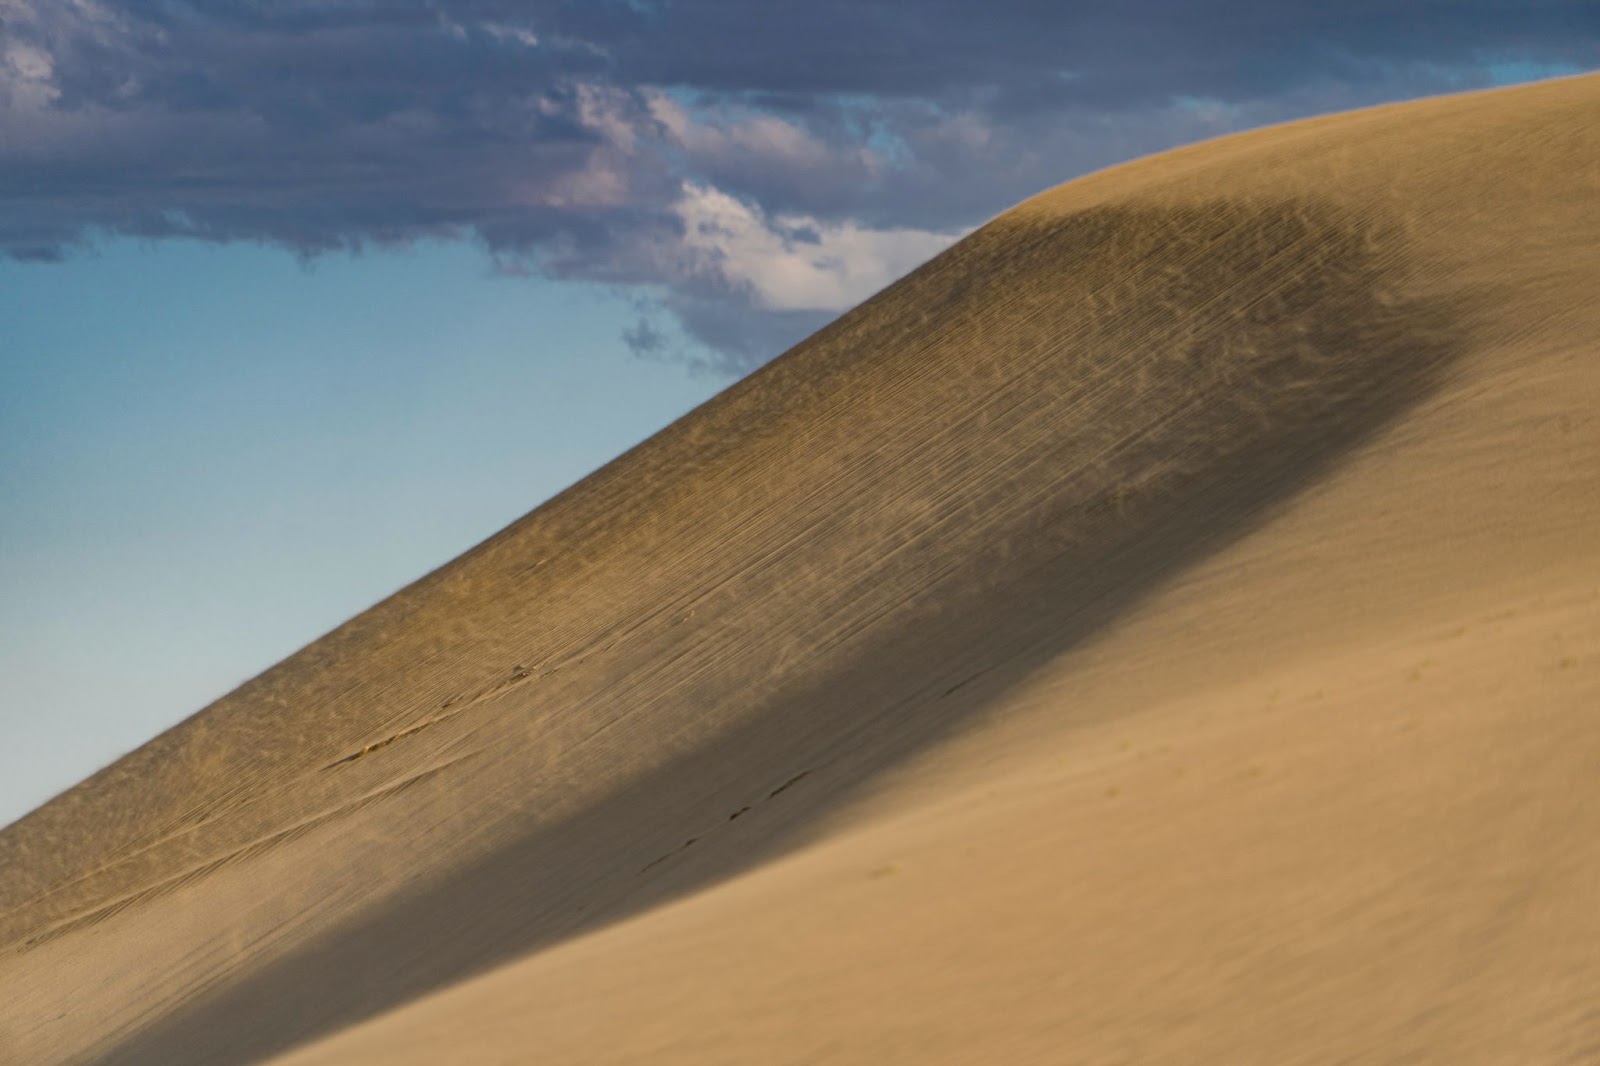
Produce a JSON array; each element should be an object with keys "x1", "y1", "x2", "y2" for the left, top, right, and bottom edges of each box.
[{"x1": 3, "y1": 74, "x2": 1598, "y2": 1065}]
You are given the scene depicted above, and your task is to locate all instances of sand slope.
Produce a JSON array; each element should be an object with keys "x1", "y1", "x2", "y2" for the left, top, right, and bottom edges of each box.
[{"x1": 3, "y1": 74, "x2": 1598, "y2": 1065}]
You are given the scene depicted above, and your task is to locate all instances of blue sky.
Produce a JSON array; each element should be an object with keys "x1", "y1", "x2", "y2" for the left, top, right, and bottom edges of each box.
[
  {"x1": 1, "y1": 241, "x2": 715, "y2": 824},
  {"x1": 2, "y1": 1, "x2": 1596, "y2": 826}
]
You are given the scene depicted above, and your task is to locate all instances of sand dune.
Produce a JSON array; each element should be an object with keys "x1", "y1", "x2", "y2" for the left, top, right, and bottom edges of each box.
[{"x1": 3, "y1": 73, "x2": 1598, "y2": 1065}]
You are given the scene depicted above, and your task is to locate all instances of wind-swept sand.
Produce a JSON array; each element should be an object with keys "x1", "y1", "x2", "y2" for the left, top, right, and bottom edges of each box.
[{"x1": 3, "y1": 73, "x2": 1598, "y2": 1065}]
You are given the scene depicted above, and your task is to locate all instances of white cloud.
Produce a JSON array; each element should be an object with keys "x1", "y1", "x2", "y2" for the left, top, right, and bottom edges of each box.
[{"x1": 671, "y1": 182, "x2": 962, "y2": 312}]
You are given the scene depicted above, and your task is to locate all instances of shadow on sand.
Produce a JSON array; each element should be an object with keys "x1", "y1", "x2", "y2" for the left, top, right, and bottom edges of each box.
[{"x1": 91, "y1": 198, "x2": 1477, "y2": 1066}]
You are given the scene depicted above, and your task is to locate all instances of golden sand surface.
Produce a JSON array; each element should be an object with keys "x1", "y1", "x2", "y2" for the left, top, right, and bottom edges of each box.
[{"x1": 3, "y1": 73, "x2": 1597, "y2": 1065}]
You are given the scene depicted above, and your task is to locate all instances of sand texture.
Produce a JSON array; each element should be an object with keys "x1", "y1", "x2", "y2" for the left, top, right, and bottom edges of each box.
[{"x1": 3, "y1": 73, "x2": 1598, "y2": 1065}]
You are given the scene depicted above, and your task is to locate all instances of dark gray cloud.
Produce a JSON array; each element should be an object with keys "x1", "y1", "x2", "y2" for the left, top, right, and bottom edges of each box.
[
  {"x1": 3, "y1": 0, "x2": 1595, "y2": 368},
  {"x1": 549, "y1": 0, "x2": 1599, "y2": 112}
]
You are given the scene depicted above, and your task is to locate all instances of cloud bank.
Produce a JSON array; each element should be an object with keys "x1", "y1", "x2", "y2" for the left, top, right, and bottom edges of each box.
[{"x1": 2, "y1": 0, "x2": 1595, "y2": 368}]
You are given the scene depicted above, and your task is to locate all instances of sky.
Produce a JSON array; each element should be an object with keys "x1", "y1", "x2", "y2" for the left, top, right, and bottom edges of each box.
[{"x1": 2, "y1": 2, "x2": 1597, "y2": 828}]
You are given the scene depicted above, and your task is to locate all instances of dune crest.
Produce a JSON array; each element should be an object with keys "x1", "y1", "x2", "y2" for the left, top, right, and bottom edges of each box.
[{"x1": 3, "y1": 74, "x2": 1598, "y2": 1066}]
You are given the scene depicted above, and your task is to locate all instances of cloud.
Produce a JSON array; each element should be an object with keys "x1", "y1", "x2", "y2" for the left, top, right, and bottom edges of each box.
[
  {"x1": 669, "y1": 182, "x2": 960, "y2": 313},
  {"x1": 602, "y1": 181, "x2": 961, "y2": 372},
  {"x1": 2, "y1": 0, "x2": 1596, "y2": 369}
]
